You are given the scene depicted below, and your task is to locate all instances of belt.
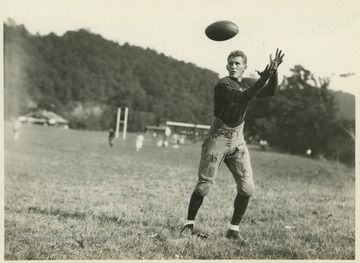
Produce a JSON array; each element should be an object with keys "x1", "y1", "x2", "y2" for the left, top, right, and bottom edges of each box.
[
  {"x1": 210, "y1": 127, "x2": 239, "y2": 139},
  {"x1": 208, "y1": 117, "x2": 244, "y2": 140}
]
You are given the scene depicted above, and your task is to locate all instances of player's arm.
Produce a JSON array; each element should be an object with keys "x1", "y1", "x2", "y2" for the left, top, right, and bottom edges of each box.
[
  {"x1": 256, "y1": 48, "x2": 284, "y2": 97},
  {"x1": 256, "y1": 73, "x2": 278, "y2": 97},
  {"x1": 216, "y1": 65, "x2": 274, "y2": 104}
]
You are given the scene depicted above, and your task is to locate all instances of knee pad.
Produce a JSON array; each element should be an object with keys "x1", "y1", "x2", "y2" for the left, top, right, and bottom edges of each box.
[
  {"x1": 237, "y1": 182, "x2": 255, "y2": 197},
  {"x1": 195, "y1": 182, "x2": 212, "y2": 197}
]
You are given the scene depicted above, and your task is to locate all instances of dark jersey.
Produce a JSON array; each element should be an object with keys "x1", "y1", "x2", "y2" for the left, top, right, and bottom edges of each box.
[{"x1": 214, "y1": 74, "x2": 278, "y2": 127}]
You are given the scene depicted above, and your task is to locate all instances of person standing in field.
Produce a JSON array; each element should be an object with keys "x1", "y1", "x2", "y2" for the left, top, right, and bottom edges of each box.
[
  {"x1": 181, "y1": 49, "x2": 284, "y2": 243},
  {"x1": 136, "y1": 134, "x2": 144, "y2": 151},
  {"x1": 109, "y1": 128, "x2": 115, "y2": 147},
  {"x1": 13, "y1": 118, "x2": 21, "y2": 141}
]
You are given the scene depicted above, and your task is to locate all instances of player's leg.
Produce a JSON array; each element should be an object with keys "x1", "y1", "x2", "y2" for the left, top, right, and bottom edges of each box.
[
  {"x1": 181, "y1": 138, "x2": 225, "y2": 235},
  {"x1": 224, "y1": 145, "x2": 254, "y2": 243}
]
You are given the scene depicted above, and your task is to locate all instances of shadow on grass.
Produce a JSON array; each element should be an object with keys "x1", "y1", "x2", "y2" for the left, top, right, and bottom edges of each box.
[{"x1": 27, "y1": 206, "x2": 129, "y2": 225}]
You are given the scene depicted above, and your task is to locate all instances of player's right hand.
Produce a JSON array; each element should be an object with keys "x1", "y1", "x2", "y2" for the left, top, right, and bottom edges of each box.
[{"x1": 256, "y1": 64, "x2": 275, "y2": 81}]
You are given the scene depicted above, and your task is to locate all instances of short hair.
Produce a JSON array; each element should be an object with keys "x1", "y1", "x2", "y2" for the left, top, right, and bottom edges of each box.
[{"x1": 227, "y1": 50, "x2": 247, "y2": 65}]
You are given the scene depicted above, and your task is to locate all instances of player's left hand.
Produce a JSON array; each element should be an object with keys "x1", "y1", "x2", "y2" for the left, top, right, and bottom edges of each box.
[{"x1": 269, "y1": 48, "x2": 285, "y2": 72}]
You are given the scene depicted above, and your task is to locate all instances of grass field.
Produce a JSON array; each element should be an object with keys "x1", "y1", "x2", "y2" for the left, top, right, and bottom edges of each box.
[{"x1": 3, "y1": 122, "x2": 356, "y2": 260}]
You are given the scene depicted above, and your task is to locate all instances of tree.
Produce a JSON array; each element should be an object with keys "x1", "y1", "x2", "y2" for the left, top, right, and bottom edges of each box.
[{"x1": 247, "y1": 65, "x2": 340, "y2": 158}]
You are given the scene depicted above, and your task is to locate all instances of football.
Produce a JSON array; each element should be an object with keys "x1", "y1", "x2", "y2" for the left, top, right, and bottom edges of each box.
[{"x1": 205, "y1": 20, "x2": 239, "y2": 41}]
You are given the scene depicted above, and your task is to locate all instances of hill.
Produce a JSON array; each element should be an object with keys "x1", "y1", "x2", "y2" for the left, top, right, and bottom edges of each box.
[
  {"x1": 331, "y1": 91, "x2": 355, "y2": 121},
  {"x1": 4, "y1": 21, "x2": 218, "y2": 131}
]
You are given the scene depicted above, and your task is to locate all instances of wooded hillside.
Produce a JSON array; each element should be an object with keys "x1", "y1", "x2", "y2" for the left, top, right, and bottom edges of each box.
[{"x1": 4, "y1": 21, "x2": 218, "y2": 131}]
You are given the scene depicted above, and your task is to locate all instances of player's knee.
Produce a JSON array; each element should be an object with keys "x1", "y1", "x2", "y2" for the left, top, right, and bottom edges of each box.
[
  {"x1": 237, "y1": 182, "x2": 255, "y2": 196},
  {"x1": 195, "y1": 182, "x2": 212, "y2": 197},
  {"x1": 246, "y1": 184, "x2": 255, "y2": 196}
]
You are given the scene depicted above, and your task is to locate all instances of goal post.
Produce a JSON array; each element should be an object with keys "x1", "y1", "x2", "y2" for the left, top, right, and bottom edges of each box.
[{"x1": 115, "y1": 107, "x2": 128, "y2": 140}]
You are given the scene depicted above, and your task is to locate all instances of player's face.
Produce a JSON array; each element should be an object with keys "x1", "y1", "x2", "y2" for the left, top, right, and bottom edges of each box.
[{"x1": 226, "y1": 56, "x2": 247, "y2": 80}]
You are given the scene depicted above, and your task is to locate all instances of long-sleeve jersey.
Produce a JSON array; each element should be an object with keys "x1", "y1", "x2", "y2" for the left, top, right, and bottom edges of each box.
[{"x1": 214, "y1": 74, "x2": 278, "y2": 127}]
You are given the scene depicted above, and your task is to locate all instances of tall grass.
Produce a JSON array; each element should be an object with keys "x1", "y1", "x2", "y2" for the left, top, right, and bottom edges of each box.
[{"x1": 4, "y1": 122, "x2": 355, "y2": 260}]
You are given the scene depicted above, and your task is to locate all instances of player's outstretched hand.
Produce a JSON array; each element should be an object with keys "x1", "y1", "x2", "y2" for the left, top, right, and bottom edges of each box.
[
  {"x1": 257, "y1": 48, "x2": 284, "y2": 80},
  {"x1": 256, "y1": 64, "x2": 274, "y2": 81},
  {"x1": 269, "y1": 48, "x2": 285, "y2": 72}
]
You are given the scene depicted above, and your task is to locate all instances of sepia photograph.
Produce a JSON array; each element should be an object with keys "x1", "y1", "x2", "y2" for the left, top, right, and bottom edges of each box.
[{"x1": 1, "y1": 0, "x2": 358, "y2": 260}]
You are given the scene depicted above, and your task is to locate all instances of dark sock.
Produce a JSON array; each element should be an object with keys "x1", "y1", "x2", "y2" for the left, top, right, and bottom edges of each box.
[
  {"x1": 231, "y1": 194, "x2": 250, "y2": 225},
  {"x1": 187, "y1": 191, "x2": 204, "y2": 220}
]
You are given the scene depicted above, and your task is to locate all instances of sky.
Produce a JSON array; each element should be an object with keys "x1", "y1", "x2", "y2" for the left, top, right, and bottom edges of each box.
[{"x1": 1, "y1": 0, "x2": 360, "y2": 95}]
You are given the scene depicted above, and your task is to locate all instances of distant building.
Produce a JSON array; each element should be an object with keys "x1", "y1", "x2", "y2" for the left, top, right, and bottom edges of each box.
[
  {"x1": 18, "y1": 109, "x2": 69, "y2": 128},
  {"x1": 145, "y1": 125, "x2": 166, "y2": 134},
  {"x1": 146, "y1": 121, "x2": 211, "y2": 144}
]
